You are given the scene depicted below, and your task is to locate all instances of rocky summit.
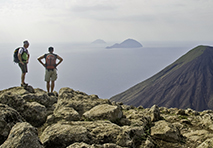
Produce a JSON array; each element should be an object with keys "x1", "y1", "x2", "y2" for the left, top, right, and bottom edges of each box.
[
  {"x1": 110, "y1": 45, "x2": 213, "y2": 111},
  {"x1": 1, "y1": 86, "x2": 213, "y2": 147}
]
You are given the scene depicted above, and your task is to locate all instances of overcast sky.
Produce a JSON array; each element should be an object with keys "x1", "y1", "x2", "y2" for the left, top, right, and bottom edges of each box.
[{"x1": 0, "y1": 0, "x2": 213, "y2": 44}]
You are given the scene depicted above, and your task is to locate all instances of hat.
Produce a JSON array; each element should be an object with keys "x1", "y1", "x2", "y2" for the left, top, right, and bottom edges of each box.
[{"x1": 23, "y1": 40, "x2": 29, "y2": 45}]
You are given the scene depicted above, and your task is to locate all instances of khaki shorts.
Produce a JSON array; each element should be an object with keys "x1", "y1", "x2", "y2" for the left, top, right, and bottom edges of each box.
[{"x1": 45, "y1": 69, "x2": 57, "y2": 82}]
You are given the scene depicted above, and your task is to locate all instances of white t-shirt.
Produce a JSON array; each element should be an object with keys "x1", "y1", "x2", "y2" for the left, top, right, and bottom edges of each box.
[{"x1": 19, "y1": 47, "x2": 28, "y2": 54}]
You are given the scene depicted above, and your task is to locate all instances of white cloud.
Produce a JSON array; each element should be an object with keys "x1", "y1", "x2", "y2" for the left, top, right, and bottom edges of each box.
[{"x1": 0, "y1": 0, "x2": 213, "y2": 43}]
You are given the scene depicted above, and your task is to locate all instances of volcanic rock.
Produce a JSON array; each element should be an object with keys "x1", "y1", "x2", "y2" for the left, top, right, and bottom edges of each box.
[{"x1": 1, "y1": 86, "x2": 213, "y2": 147}]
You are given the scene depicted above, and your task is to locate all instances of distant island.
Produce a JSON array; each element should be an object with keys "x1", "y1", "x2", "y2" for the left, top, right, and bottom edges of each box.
[
  {"x1": 91, "y1": 39, "x2": 106, "y2": 44},
  {"x1": 106, "y1": 38, "x2": 142, "y2": 49}
]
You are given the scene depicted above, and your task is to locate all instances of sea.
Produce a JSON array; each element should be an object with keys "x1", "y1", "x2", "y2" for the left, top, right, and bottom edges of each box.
[{"x1": 1, "y1": 41, "x2": 212, "y2": 99}]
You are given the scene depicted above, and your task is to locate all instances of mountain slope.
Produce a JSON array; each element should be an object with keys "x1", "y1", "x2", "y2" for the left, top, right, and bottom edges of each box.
[{"x1": 110, "y1": 45, "x2": 213, "y2": 111}]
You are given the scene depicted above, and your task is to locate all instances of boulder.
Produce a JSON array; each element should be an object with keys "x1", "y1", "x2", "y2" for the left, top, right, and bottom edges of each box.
[
  {"x1": 23, "y1": 85, "x2": 35, "y2": 93},
  {"x1": 0, "y1": 122, "x2": 44, "y2": 148},
  {"x1": 40, "y1": 120, "x2": 140, "y2": 148},
  {"x1": 0, "y1": 104, "x2": 24, "y2": 145},
  {"x1": 200, "y1": 113, "x2": 213, "y2": 130},
  {"x1": 176, "y1": 109, "x2": 187, "y2": 116},
  {"x1": 143, "y1": 136, "x2": 157, "y2": 148},
  {"x1": 0, "y1": 87, "x2": 57, "y2": 109},
  {"x1": 54, "y1": 102, "x2": 80, "y2": 121},
  {"x1": 67, "y1": 142, "x2": 126, "y2": 148},
  {"x1": 117, "y1": 126, "x2": 145, "y2": 147},
  {"x1": 40, "y1": 121, "x2": 90, "y2": 148},
  {"x1": 197, "y1": 138, "x2": 213, "y2": 148},
  {"x1": 151, "y1": 120, "x2": 183, "y2": 143},
  {"x1": 22, "y1": 89, "x2": 57, "y2": 108},
  {"x1": 0, "y1": 91, "x2": 47, "y2": 127},
  {"x1": 183, "y1": 129, "x2": 213, "y2": 143},
  {"x1": 83, "y1": 104, "x2": 123, "y2": 122},
  {"x1": 149, "y1": 105, "x2": 161, "y2": 122},
  {"x1": 22, "y1": 102, "x2": 47, "y2": 127},
  {"x1": 66, "y1": 142, "x2": 92, "y2": 148},
  {"x1": 124, "y1": 109, "x2": 151, "y2": 127},
  {"x1": 57, "y1": 87, "x2": 110, "y2": 116},
  {"x1": 3, "y1": 86, "x2": 213, "y2": 147}
]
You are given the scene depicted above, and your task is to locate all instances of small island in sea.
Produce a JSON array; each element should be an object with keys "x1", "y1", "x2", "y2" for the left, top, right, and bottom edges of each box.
[
  {"x1": 106, "y1": 38, "x2": 142, "y2": 49},
  {"x1": 91, "y1": 39, "x2": 106, "y2": 44}
]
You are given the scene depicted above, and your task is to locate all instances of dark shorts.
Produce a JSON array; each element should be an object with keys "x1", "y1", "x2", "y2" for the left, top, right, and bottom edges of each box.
[{"x1": 19, "y1": 63, "x2": 28, "y2": 73}]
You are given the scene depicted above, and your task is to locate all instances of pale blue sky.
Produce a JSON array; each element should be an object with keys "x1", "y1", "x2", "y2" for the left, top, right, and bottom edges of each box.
[{"x1": 0, "y1": 0, "x2": 213, "y2": 44}]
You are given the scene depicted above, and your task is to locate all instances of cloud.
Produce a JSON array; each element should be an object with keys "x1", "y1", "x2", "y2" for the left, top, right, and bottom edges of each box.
[{"x1": 0, "y1": 0, "x2": 213, "y2": 43}]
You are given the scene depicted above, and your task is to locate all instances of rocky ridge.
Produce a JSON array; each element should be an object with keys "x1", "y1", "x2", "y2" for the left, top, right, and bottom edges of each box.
[{"x1": 0, "y1": 86, "x2": 213, "y2": 147}]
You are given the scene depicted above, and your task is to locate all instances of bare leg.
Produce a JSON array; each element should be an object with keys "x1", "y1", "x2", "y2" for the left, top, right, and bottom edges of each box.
[
  {"x1": 51, "y1": 81, "x2": 55, "y2": 93},
  {"x1": 21, "y1": 73, "x2": 26, "y2": 84},
  {"x1": 46, "y1": 81, "x2": 50, "y2": 93}
]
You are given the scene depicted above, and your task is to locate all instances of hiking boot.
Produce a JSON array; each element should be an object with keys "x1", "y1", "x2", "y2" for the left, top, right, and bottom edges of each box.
[
  {"x1": 48, "y1": 92, "x2": 55, "y2": 96},
  {"x1": 21, "y1": 83, "x2": 28, "y2": 87}
]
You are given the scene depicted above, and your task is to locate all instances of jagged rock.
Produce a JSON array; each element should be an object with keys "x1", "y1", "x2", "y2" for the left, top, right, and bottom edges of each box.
[
  {"x1": 101, "y1": 143, "x2": 126, "y2": 148},
  {"x1": 124, "y1": 109, "x2": 151, "y2": 127},
  {"x1": 180, "y1": 119, "x2": 191, "y2": 124},
  {"x1": 149, "y1": 105, "x2": 161, "y2": 122},
  {"x1": 54, "y1": 103, "x2": 80, "y2": 121},
  {"x1": 3, "y1": 86, "x2": 213, "y2": 147},
  {"x1": 185, "y1": 108, "x2": 200, "y2": 116},
  {"x1": 183, "y1": 129, "x2": 213, "y2": 143},
  {"x1": 151, "y1": 120, "x2": 183, "y2": 143},
  {"x1": 83, "y1": 104, "x2": 123, "y2": 122},
  {"x1": 197, "y1": 137, "x2": 213, "y2": 148},
  {"x1": 0, "y1": 92, "x2": 47, "y2": 127},
  {"x1": 40, "y1": 121, "x2": 89, "y2": 148},
  {"x1": 40, "y1": 121, "x2": 121, "y2": 148},
  {"x1": 24, "y1": 85, "x2": 35, "y2": 93},
  {"x1": 22, "y1": 89, "x2": 57, "y2": 108},
  {"x1": 57, "y1": 87, "x2": 110, "y2": 116},
  {"x1": 176, "y1": 109, "x2": 187, "y2": 116},
  {"x1": 144, "y1": 136, "x2": 157, "y2": 148},
  {"x1": 40, "y1": 120, "x2": 145, "y2": 148},
  {"x1": 119, "y1": 117, "x2": 131, "y2": 126},
  {"x1": 0, "y1": 87, "x2": 57, "y2": 109},
  {"x1": 66, "y1": 142, "x2": 92, "y2": 148},
  {"x1": 67, "y1": 142, "x2": 126, "y2": 148},
  {"x1": 0, "y1": 104, "x2": 24, "y2": 145},
  {"x1": 117, "y1": 126, "x2": 145, "y2": 147},
  {"x1": 22, "y1": 102, "x2": 47, "y2": 127},
  {"x1": 200, "y1": 113, "x2": 213, "y2": 130},
  {"x1": 0, "y1": 122, "x2": 44, "y2": 148}
]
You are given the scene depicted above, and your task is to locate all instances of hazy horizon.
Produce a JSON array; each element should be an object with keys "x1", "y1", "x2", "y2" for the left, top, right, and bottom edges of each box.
[{"x1": 2, "y1": 41, "x2": 211, "y2": 99}]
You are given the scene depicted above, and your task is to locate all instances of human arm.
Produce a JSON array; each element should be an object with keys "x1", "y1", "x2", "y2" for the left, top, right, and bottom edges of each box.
[
  {"x1": 26, "y1": 53, "x2": 30, "y2": 63},
  {"x1": 56, "y1": 55, "x2": 63, "y2": 67},
  {"x1": 18, "y1": 48, "x2": 24, "y2": 65},
  {"x1": 37, "y1": 55, "x2": 46, "y2": 67}
]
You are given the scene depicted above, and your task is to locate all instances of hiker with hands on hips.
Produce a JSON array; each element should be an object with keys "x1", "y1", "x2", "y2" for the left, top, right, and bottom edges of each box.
[
  {"x1": 18, "y1": 40, "x2": 30, "y2": 87},
  {"x1": 37, "y1": 46, "x2": 63, "y2": 96}
]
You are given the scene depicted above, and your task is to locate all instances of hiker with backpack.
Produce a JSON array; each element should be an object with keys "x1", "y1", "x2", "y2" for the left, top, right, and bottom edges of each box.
[
  {"x1": 37, "y1": 46, "x2": 63, "y2": 96},
  {"x1": 14, "y1": 40, "x2": 30, "y2": 87}
]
